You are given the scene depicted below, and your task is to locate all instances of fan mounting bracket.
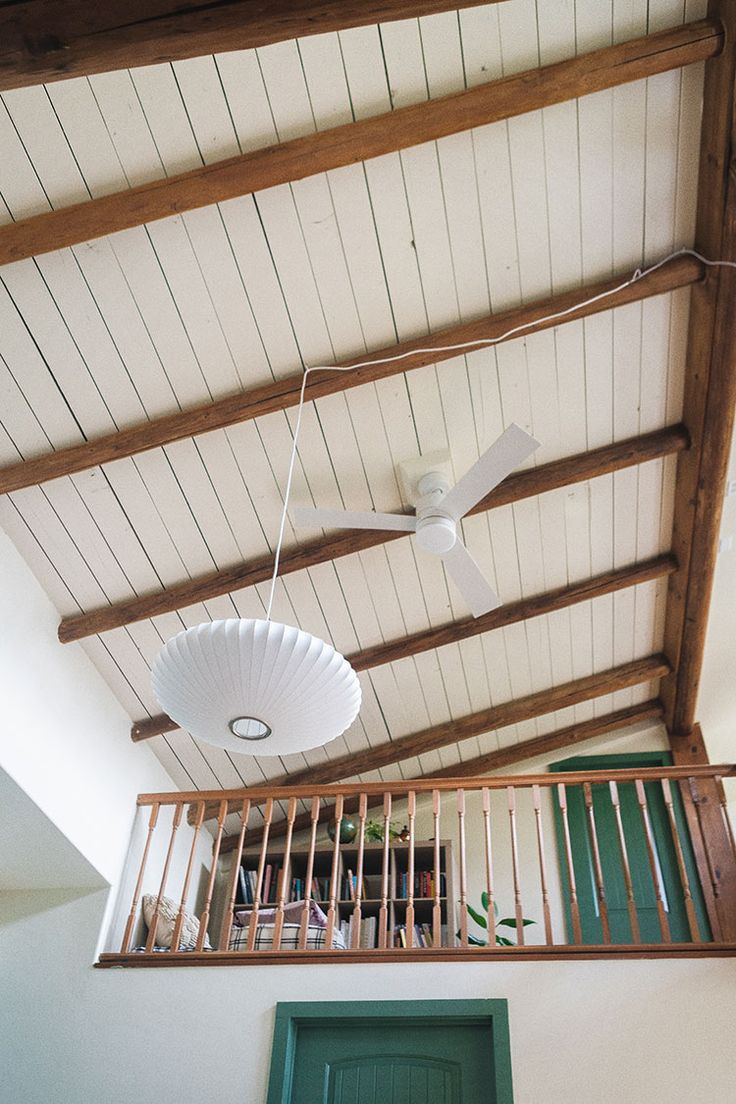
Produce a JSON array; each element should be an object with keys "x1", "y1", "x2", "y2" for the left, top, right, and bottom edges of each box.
[{"x1": 398, "y1": 450, "x2": 453, "y2": 507}]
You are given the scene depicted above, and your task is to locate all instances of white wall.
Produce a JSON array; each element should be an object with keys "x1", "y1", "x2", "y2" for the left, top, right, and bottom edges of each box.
[
  {"x1": 0, "y1": 525, "x2": 177, "y2": 889},
  {"x1": 2, "y1": 888, "x2": 734, "y2": 1104}
]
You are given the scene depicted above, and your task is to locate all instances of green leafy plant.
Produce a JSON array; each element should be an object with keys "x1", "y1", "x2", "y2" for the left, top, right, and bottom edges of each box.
[
  {"x1": 363, "y1": 819, "x2": 400, "y2": 843},
  {"x1": 462, "y1": 892, "x2": 535, "y2": 946}
]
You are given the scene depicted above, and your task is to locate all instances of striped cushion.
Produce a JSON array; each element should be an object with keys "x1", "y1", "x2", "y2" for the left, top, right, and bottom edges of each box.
[{"x1": 228, "y1": 922, "x2": 346, "y2": 951}]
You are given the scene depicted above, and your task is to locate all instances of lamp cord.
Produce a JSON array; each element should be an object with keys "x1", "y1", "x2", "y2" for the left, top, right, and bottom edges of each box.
[{"x1": 264, "y1": 247, "x2": 736, "y2": 621}]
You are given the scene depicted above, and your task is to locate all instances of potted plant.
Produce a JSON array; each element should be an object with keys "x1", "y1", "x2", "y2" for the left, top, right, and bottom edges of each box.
[
  {"x1": 363, "y1": 819, "x2": 400, "y2": 843},
  {"x1": 463, "y1": 892, "x2": 535, "y2": 946}
]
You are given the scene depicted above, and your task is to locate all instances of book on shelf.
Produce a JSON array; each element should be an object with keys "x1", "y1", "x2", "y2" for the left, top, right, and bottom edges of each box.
[
  {"x1": 237, "y1": 867, "x2": 259, "y2": 906},
  {"x1": 310, "y1": 876, "x2": 332, "y2": 901},
  {"x1": 237, "y1": 864, "x2": 283, "y2": 907},
  {"x1": 392, "y1": 923, "x2": 442, "y2": 948},
  {"x1": 339, "y1": 915, "x2": 377, "y2": 949},
  {"x1": 396, "y1": 871, "x2": 446, "y2": 899},
  {"x1": 339, "y1": 871, "x2": 366, "y2": 901}
]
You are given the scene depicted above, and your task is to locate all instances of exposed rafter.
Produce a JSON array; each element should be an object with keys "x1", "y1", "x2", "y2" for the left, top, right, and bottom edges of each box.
[
  {"x1": 133, "y1": 553, "x2": 677, "y2": 741},
  {"x1": 197, "y1": 655, "x2": 670, "y2": 825},
  {"x1": 0, "y1": 1, "x2": 497, "y2": 92},
  {"x1": 226, "y1": 655, "x2": 671, "y2": 784},
  {"x1": 216, "y1": 698, "x2": 665, "y2": 841},
  {"x1": 59, "y1": 426, "x2": 688, "y2": 644},
  {"x1": 662, "y1": 1, "x2": 736, "y2": 738},
  {"x1": 660, "y1": 0, "x2": 736, "y2": 944},
  {"x1": 0, "y1": 22, "x2": 721, "y2": 263},
  {"x1": 0, "y1": 254, "x2": 701, "y2": 496}
]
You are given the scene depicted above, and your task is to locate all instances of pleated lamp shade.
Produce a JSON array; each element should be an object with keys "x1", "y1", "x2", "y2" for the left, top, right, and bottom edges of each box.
[{"x1": 151, "y1": 619, "x2": 361, "y2": 756}]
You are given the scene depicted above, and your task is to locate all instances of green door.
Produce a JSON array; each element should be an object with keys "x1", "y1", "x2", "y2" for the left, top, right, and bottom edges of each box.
[
  {"x1": 267, "y1": 1001, "x2": 513, "y2": 1104},
  {"x1": 550, "y1": 752, "x2": 710, "y2": 944}
]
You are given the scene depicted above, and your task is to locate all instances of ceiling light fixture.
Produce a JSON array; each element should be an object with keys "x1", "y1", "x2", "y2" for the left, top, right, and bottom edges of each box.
[
  {"x1": 151, "y1": 619, "x2": 361, "y2": 756},
  {"x1": 151, "y1": 368, "x2": 365, "y2": 756}
]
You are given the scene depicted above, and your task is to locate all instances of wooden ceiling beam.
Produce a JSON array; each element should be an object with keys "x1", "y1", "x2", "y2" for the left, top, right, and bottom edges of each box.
[
  {"x1": 661, "y1": 1, "x2": 736, "y2": 739},
  {"x1": 60, "y1": 425, "x2": 689, "y2": 644},
  {"x1": 217, "y1": 696, "x2": 665, "y2": 839},
  {"x1": 0, "y1": 253, "x2": 701, "y2": 496},
  {"x1": 220, "y1": 654, "x2": 672, "y2": 789},
  {"x1": 0, "y1": 21, "x2": 721, "y2": 262},
  {"x1": 0, "y1": 1, "x2": 497, "y2": 92},
  {"x1": 133, "y1": 553, "x2": 677, "y2": 741}
]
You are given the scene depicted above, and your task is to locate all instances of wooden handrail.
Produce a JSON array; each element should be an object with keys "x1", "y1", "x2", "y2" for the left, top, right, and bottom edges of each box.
[
  {"x1": 138, "y1": 764, "x2": 736, "y2": 808},
  {"x1": 113, "y1": 764, "x2": 736, "y2": 967}
]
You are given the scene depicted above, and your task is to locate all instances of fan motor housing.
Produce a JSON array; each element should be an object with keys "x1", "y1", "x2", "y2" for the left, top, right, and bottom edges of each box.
[{"x1": 415, "y1": 514, "x2": 457, "y2": 554}]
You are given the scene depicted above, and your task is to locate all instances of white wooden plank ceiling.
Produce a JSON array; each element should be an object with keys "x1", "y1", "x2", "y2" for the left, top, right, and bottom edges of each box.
[{"x1": 0, "y1": 0, "x2": 707, "y2": 794}]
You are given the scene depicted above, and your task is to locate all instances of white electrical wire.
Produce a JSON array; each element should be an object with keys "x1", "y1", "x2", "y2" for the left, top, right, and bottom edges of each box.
[{"x1": 264, "y1": 247, "x2": 736, "y2": 620}]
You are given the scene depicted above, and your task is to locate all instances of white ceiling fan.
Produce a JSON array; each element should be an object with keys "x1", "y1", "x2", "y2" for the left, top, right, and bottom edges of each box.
[{"x1": 292, "y1": 423, "x2": 540, "y2": 618}]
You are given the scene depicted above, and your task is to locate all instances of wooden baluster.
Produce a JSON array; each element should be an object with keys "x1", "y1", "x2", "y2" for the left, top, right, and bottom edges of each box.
[
  {"x1": 378, "y1": 792, "x2": 392, "y2": 950},
  {"x1": 351, "y1": 794, "x2": 368, "y2": 950},
  {"x1": 688, "y1": 776, "x2": 723, "y2": 901},
  {"x1": 171, "y1": 801, "x2": 205, "y2": 952},
  {"x1": 405, "y1": 791, "x2": 416, "y2": 948},
  {"x1": 507, "y1": 787, "x2": 525, "y2": 946},
  {"x1": 661, "y1": 779, "x2": 701, "y2": 942},
  {"x1": 557, "y1": 784, "x2": 582, "y2": 944},
  {"x1": 145, "y1": 802, "x2": 183, "y2": 952},
  {"x1": 481, "y1": 788, "x2": 496, "y2": 946},
  {"x1": 299, "y1": 796, "x2": 321, "y2": 951},
  {"x1": 196, "y1": 799, "x2": 227, "y2": 952},
  {"x1": 272, "y1": 797, "x2": 298, "y2": 953},
  {"x1": 121, "y1": 803, "x2": 159, "y2": 953},
  {"x1": 635, "y1": 779, "x2": 671, "y2": 943},
  {"x1": 247, "y1": 798, "x2": 274, "y2": 951},
  {"x1": 583, "y1": 782, "x2": 611, "y2": 944},
  {"x1": 218, "y1": 798, "x2": 250, "y2": 952},
  {"x1": 403, "y1": 792, "x2": 419, "y2": 947},
  {"x1": 715, "y1": 775, "x2": 736, "y2": 862},
  {"x1": 432, "y1": 790, "x2": 443, "y2": 949},
  {"x1": 325, "y1": 794, "x2": 344, "y2": 951},
  {"x1": 532, "y1": 785, "x2": 553, "y2": 946},
  {"x1": 457, "y1": 789, "x2": 468, "y2": 948},
  {"x1": 609, "y1": 781, "x2": 640, "y2": 944}
]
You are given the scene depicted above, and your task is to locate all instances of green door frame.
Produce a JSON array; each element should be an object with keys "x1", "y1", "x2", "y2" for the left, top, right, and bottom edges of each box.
[
  {"x1": 550, "y1": 750, "x2": 710, "y2": 943},
  {"x1": 266, "y1": 999, "x2": 513, "y2": 1104}
]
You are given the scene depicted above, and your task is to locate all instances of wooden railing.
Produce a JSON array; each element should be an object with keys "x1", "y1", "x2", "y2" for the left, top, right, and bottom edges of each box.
[{"x1": 97, "y1": 765, "x2": 736, "y2": 967}]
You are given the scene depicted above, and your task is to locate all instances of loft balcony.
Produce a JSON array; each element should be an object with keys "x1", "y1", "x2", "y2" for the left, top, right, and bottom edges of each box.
[{"x1": 97, "y1": 764, "x2": 736, "y2": 967}]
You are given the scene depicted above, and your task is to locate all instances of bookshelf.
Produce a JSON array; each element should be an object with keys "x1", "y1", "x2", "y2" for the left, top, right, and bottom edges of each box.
[{"x1": 230, "y1": 839, "x2": 455, "y2": 949}]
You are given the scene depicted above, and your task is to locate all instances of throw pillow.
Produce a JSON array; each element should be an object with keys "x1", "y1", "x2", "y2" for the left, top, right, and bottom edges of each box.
[
  {"x1": 234, "y1": 898, "x2": 328, "y2": 929},
  {"x1": 142, "y1": 894, "x2": 212, "y2": 950}
]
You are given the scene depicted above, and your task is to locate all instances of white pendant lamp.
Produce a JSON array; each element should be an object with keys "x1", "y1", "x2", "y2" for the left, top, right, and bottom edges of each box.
[
  {"x1": 150, "y1": 363, "x2": 364, "y2": 756},
  {"x1": 152, "y1": 618, "x2": 361, "y2": 757}
]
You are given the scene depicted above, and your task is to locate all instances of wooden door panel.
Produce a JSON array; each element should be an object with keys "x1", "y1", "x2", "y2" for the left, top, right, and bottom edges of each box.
[
  {"x1": 327, "y1": 1057, "x2": 460, "y2": 1103},
  {"x1": 291, "y1": 1022, "x2": 492, "y2": 1102},
  {"x1": 551, "y1": 752, "x2": 709, "y2": 944}
]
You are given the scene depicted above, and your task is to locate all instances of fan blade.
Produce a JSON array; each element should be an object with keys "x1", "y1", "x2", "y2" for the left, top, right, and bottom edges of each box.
[
  {"x1": 439, "y1": 423, "x2": 540, "y2": 521},
  {"x1": 292, "y1": 505, "x2": 417, "y2": 533},
  {"x1": 440, "y1": 540, "x2": 501, "y2": 618}
]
